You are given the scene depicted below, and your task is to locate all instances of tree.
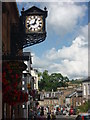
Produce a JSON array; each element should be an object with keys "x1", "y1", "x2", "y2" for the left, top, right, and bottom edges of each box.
[
  {"x1": 38, "y1": 71, "x2": 42, "y2": 77},
  {"x1": 38, "y1": 70, "x2": 70, "y2": 91},
  {"x1": 39, "y1": 70, "x2": 50, "y2": 91},
  {"x1": 63, "y1": 76, "x2": 69, "y2": 82}
]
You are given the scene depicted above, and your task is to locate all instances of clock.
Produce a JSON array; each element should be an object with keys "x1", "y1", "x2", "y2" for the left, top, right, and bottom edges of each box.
[
  {"x1": 20, "y1": 6, "x2": 47, "y2": 47},
  {"x1": 25, "y1": 15, "x2": 43, "y2": 32}
]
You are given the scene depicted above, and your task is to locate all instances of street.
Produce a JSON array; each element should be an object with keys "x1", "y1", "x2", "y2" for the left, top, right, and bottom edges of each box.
[
  {"x1": 56, "y1": 115, "x2": 77, "y2": 120},
  {"x1": 32, "y1": 115, "x2": 77, "y2": 120}
]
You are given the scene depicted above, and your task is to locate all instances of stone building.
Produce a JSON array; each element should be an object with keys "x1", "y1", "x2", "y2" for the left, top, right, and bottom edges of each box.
[
  {"x1": 2, "y1": 2, "x2": 28, "y2": 119},
  {"x1": 2, "y1": 2, "x2": 47, "y2": 119},
  {"x1": 38, "y1": 91, "x2": 62, "y2": 110},
  {"x1": 2, "y1": 2, "x2": 19, "y2": 55},
  {"x1": 2, "y1": 2, "x2": 20, "y2": 119},
  {"x1": 65, "y1": 89, "x2": 83, "y2": 108},
  {"x1": 57, "y1": 87, "x2": 76, "y2": 106}
]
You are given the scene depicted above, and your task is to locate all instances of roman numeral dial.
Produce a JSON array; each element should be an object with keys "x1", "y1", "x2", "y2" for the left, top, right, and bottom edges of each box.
[{"x1": 26, "y1": 15, "x2": 43, "y2": 32}]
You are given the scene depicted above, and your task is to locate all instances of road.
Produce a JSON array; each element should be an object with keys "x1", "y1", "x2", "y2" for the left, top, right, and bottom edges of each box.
[{"x1": 56, "y1": 115, "x2": 77, "y2": 120}]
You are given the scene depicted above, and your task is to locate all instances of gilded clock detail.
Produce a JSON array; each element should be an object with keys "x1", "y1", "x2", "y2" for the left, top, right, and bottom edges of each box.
[{"x1": 26, "y1": 15, "x2": 43, "y2": 32}]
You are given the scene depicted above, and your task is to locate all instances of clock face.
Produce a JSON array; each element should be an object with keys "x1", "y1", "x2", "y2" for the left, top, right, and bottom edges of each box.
[{"x1": 26, "y1": 15, "x2": 43, "y2": 32}]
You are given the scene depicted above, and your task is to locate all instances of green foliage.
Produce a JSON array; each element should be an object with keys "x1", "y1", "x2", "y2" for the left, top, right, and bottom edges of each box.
[
  {"x1": 38, "y1": 72, "x2": 42, "y2": 77},
  {"x1": 78, "y1": 101, "x2": 90, "y2": 113},
  {"x1": 38, "y1": 70, "x2": 69, "y2": 91},
  {"x1": 71, "y1": 79, "x2": 82, "y2": 84}
]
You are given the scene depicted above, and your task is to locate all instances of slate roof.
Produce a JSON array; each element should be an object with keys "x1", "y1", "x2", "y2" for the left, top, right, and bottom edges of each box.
[
  {"x1": 82, "y1": 77, "x2": 90, "y2": 83},
  {"x1": 66, "y1": 91, "x2": 76, "y2": 98}
]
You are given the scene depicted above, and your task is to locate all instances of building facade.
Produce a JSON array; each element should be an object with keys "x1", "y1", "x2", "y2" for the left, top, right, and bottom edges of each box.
[
  {"x1": 38, "y1": 91, "x2": 61, "y2": 110},
  {"x1": 21, "y1": 52, "x2": 32, "y2": 119},
  {"x1": 65, "y1": 89, "x2": 83, "y2": 108},
  {"x1": 31, "y1": 69, "x2": 39, "y2": 90},
  {"x1": 2, "y1": 2, "x2": 28, "y2": 119},
  {"x1": 82, "y1": 77, "x2": 90, "y2": 101},
  {"x1": 2, "y1": 3, "x2": 20, "y2": 119}
]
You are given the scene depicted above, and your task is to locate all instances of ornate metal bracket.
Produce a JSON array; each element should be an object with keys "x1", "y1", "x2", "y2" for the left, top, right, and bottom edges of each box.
[
  {"x1": 23, "y1": 32, "x2": 46, "y2": 48},
  {"x1": 10, "y1": 6, "x2": 48, "y2": 55},
  {"x1": 10, "y1": 23, "x2": 47, "y2": 54}
]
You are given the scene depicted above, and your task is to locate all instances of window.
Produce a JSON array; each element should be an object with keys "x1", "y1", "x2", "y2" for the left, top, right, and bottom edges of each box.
[
  {"x1": 22, "y1": 87, "x2": 25, "y2": 91},
  {"x1": 47, "y1": 94, "x2": 49, "y2": 97},
  {"x1": 22, "y1": 81, "x2": 25, "y2": 85},
  {"x1": 88, "y1": 84, "x2": 90, "y2": 95},
  {"x1": 24, "y1": 74, "x2": 27, "y2": 77},
  {"x1": 83, "y1": 84, "x2": 86, "y2": 96},
  {"x1": 22, "y1": 104, "x2": 25, "y2": 108}
]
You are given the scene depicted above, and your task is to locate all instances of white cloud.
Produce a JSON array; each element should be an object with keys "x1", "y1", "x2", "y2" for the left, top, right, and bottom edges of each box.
[
  {"x1": 32, "y1": 53, "x2": 51, "y2": 69},
  {"x1": 45, "y1": 25, "x2": 88, "y2": 60},
  {"x1": 21, "y1": 2, "x2": 88, "y2": 79},
  {"x1": 46, "y1": 3, "x2": 87, "y2": 36},
  {"x1": 17, "y1": 2, "x2": 87, "y2": 36},
  {"x1": 32, "y1": 25, "x2": 88, "y2": 79}
]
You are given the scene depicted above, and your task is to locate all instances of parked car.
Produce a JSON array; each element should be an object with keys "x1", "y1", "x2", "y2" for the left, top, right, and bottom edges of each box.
[{"x1": 76, "y1": 113, "x2": 90, "y2": 120}]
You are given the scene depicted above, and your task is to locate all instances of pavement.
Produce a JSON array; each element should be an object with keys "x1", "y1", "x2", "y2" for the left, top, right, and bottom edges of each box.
[
  {"x1": 36, "y1": 115, "x2": 47, "y2": 120},
  {"x1": 56, "y1": 115, "x2": 77, "y2": 120}
]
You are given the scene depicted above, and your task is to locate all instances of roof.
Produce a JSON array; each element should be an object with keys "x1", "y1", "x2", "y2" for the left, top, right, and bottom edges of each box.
[
  {"x1": 21, "y1": 6, "x2": 47, "y2": 18},
  {"x1": 66, "y1": 91, "x2": 76, "y2": 98},
  {"x1": 23, "y1": 52, "x2": 31, "y2": 57},
  {"x1": 82, "y1": 77, "x2": 90, "y2": 83},
  {"x1": 25, "y1": 6, "x2": 45, "y2": 13},
  {"x1": 23, "y1": 52, "x2": 32, "y2": 63}
]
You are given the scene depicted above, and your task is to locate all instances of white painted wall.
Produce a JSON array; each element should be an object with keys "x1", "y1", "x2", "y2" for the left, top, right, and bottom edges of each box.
[
  {"x1": 31, "y1": 69, "x2": 38, "y2": 90},
  {"x1": 82, "y1": 81, "x2": 90, "y2": 100}
]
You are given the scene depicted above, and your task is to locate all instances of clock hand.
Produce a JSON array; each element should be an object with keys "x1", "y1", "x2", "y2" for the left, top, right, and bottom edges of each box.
[
  {"x1": 31, "y1": 18, "x2": 37, "y2": 25},
  {"x1": 35, "y1": 18, "x2": 37, "y2": 23}
]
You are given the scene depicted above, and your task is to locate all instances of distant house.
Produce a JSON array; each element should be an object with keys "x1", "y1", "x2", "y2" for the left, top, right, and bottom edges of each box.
[
  {"x1": 65, "y1": 91, "x2": 76, "y2": 107},
  {"x1": 38, "y1": 91, "x2": 62, "y2": 108},
  {"x1": 76, "y1": 89, "x2": 83, "y2": 106},
  {"x1": 65, "y1": 89, "x2": 83, "y2": 108},
  {"x1": 57, "y1": 87, "x2": 77, "y2": 106},
  {"x1": 82, "y1": 77, "x2": 90, "y2": 101}
]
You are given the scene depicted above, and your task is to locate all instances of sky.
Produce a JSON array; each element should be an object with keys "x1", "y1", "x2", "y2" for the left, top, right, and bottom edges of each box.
[{"x1": 17, "y1": 1, "x2": 89, "y2": 80}]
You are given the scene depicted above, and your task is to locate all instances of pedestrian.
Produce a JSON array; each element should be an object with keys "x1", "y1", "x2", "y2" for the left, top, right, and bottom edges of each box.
[
  {"x1": 40, "y1": 106, "x2": 44, "y2": 116},
  {"x1": 28, "y1": 108, "x2": 34, "y2": 120},
  {"x1": 47, "y1": 108, "x2": 51, "y2": 120},
  {"x1": 47, "y1": 112, "x2": 51, "y2": 120},
  {"x1": 61, "y1": 107, "x2": 63, "y2": 114},
  {"x1": 37, "y1": 107, "x2": 41, "y2": 116},
  {"x1": 51, "y1": 112, "x2": 56, "y2": 120}
]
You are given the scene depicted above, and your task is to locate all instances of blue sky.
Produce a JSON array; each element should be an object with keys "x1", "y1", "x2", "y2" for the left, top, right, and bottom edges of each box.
[{"x1": 17, "y1": 2, "x2": 88, "y2": 79}]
